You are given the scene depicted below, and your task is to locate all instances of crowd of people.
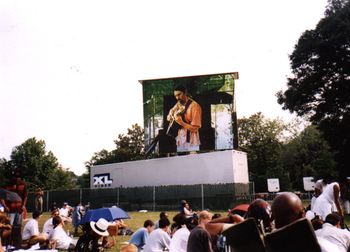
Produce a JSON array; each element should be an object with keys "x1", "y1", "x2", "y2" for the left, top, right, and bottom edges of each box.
[
  {"x1": 124, "y1": 177, "x2": 350, "y2": 252},
  {"x1": 1, "y1": 171, "x2": 350, "y2": 251}
]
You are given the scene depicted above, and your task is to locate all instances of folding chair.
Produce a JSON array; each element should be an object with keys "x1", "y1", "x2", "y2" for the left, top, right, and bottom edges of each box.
[
  {"x1": 222, "y1": 217, "x2": 266, "y2": 252},
  {"x1": 264, "y1": 217, "x2": 321, "y2": 252}
]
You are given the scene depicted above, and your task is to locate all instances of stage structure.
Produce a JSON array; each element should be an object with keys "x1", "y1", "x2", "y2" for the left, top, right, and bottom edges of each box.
[
  {"x1": 139, "y1": 72, "x2": 239, "y2": 154},
  {"x1": 91, "y1": 150, "x2": 248, "y2": 188},
  {"x1": 91, "y1": 72, "x2": 250, "y2": 193}
]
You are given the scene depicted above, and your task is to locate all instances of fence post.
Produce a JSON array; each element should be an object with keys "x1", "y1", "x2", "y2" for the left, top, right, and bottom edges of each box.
[
  {"x1": 201, "y1": 184, "x2": 204, "y2": 210},
  {"x1": 79, "y1": 188, "x2": 82, "y2": 204},
  {"x1": 46, "y1": 190, "x2": 49, "y2": 212},
  {"x1": 153, "y1": 186, "x2": 156, "y2": 211},
  {"x1": 117, "y1": 187, "x2": 120, "y2": 206}
]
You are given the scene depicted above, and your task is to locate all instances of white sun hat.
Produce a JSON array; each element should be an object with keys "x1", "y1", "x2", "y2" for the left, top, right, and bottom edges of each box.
[{"x1": 90, "y1": 218, "x2": 110, "y2": 236}]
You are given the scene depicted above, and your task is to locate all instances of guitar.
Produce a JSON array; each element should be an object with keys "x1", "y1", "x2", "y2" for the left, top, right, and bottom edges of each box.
[{"x1": 145, "y1": 103, "x2": 186, "y2": 156}]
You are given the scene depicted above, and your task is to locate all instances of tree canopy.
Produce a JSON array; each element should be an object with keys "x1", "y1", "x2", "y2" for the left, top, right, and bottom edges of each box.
[
  {"x1": 82, "y1": 124, "x2": 145, "y2": 187},
  {"x1": 238, "y1": 113, "x2": 290, "y2": 191},
  {"x1": 0, "y1": 137, "x2": 77, "y2": 190},
  {"x1": 277, "y1": 0, "x2": 350, "y2": 176}
]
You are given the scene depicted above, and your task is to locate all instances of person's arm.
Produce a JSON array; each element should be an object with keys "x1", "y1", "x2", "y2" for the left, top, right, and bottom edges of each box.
[
  {"x1": 206, "y1": 214, "x2": 244, "y2": 235},
  {"x1": 334, "y1": 183, "x2": 344, "y2": 216},
  {"x1": 174, "y1": 117, "x2": 200, "y2": 131},
  {"x1": 209, "y1": 214, "x2": 244, "y2": 224},
  {"x1": 174, "y1": 103, "x2": 201, "y2": 131}
]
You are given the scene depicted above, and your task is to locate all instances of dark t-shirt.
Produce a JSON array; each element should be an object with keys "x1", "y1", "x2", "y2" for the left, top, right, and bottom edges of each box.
[
  {"x1": 187, "y1": 225, "x2": 213, "y2": 252},
  {"x1": 76, "y1": 233, "x2": 103, "y2": 252}
]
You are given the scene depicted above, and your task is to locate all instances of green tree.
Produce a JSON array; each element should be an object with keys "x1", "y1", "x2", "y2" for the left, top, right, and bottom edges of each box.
[
  {"x1": 48, "y1": 167, "x2": 78, "y2": 190},
  {"x1": 113, "y1": 123, "x2": 145, "y2": 162},
  {"x1": 238, "y1": 113, "x2": 291, "y2": 192},
  {"x1": 81, "y1": 123, "x2": 145, "y2": 187},
  {"x1": 281, "y1": 125, "x2": 336, "y2": 190},
  {"x1": 277, "y1": 0, "x2": 350, "y2": 177},
  {"x1": 8, "y1": 137, "x2": 76, "y2": 190}
]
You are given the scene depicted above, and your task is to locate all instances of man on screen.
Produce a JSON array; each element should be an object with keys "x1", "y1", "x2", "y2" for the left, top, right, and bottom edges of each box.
[{"x1": 167, "y1": 85, "x2": 202, "y2": 152}]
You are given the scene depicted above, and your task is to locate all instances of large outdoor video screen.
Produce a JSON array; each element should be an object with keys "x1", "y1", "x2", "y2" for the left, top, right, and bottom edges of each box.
[{"x1": 140, "y1": 72, "x2": 238, "y2": 154}]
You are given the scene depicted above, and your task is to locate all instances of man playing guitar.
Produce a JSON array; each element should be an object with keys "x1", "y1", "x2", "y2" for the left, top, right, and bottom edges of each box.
[{"x1": 167, "y1": 85, "x2": 202, "y2": 152}]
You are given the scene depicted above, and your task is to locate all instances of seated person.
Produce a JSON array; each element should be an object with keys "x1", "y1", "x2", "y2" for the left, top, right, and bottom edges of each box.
[
  {"x1": 49, "y1": 216, "x2": 77, "y2": 250},
  {"x1": 0, "y1": 213, "x2": 12, "y2": 247},
  {"x1": 180, "y1": 201, "x2": 196, "y2": 218},
  {"x1": 75, "y1": 218, "x2": 110, "y2": 252},
  {"x1": 245, "y1": 198, "x2": 273, "y2": 233},
  {"x1": 59, "y1": 202, "x2": 72, "y2": 223},
  {"x1": 43, "y1": 209, "x2": 59, "y2": 238},
  {"x1": 154, "y1": 212, "x2": 169, "y2": 229},
  {"x1": 129, "y1": 220, "x2": 154, "y2": 251},
  {"x1": 143, "y1": 218, "x2": 171, "y2": 252},
  {"x1": 21, "y1": 211, "x2": 47, "y2": 248},
  {"x1": 271, "y1": 192, "x2": 340, "y2": 252},
  {"x1": 315, "y1": 213, "x2": 350, "y2": 252}
]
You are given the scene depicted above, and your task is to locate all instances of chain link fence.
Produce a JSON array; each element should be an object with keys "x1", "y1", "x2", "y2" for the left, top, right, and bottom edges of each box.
[{"x1": 26, "y1": 183, "x2": 313, "y2": 212}]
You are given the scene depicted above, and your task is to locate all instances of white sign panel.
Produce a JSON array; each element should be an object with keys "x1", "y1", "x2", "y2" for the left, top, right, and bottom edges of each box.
[
  {"x1": 267, "y1": 178, "x2": 280, "y2": 192},
  {"x1": 303, "y1": 177, "x2": 315, "y2": 191}
]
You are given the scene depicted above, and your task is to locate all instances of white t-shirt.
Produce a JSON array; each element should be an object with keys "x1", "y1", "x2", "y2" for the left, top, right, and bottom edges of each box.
[
  {"x1": 169, "y1": 226, "x2": 190, "y2": 252},
  {"x1": 316, "y1": 223, "x2": 350, "y2": 252},
  {"x1": 313, "y1": 182, "x2": 339, "y2": 220},
  {"x1": 49, "y1": 225, "x2": 75, "y2": 250},
  {"x1": 59, "y1": 207, "x2": 69, "y2": 217},
  {"x1": 143, "y1": 228, "x2": 171, "y2": 252},
  {"x1": 22, "y1": 219, "x2": 39, "y2": 240},
  {"x1": 43, "y1": 217, "x2": 54, "y2": 236},
  {"x1": 318, "y1": 236, "x2": 342, "y2": 252}
]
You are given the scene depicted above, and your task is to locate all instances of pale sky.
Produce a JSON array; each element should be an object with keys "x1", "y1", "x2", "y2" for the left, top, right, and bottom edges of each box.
[{"x1": 0, "y1": 0, "x2": 328, "y2": 175}]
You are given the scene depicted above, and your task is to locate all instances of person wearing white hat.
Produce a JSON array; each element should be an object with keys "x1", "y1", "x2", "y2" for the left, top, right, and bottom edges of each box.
[{"x1": 76, "y1": 218, "x2": 110, "y2": 252}]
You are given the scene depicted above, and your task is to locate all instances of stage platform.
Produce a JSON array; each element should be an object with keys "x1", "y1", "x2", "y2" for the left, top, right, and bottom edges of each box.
[{"x1": 91, "y1": 150, "x2": 249, "y2": 189}]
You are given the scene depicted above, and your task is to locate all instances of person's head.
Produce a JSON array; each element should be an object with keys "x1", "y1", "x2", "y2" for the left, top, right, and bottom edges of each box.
[
  {"x1": 62, "y1": 202, "x2": 68, "y2": 208},
  {"x1": 51, "y1": 209, "x2": 59, "y2": 217},
  {"x1": 159, "y1": 211, "x2": 168, "y2": 219},
  {"x1": 173, "y1": 213, "x2": 187, "y2": 228},
  {"x1": 52, "y1": 216, "x2": 63, "y2": 228},
  {"x1": 311, "y1": 217, "x2": 324, "y2": 231},
  {"x1": 322, "y1": 174, "x2": 334, "y2": 184},
  {"x1": 32, "y1": 210, "x2": 42, "y2": 220},
  {"x1": 143, "y1": 220, "x2": 154, "y2": 233},
  {"x1": 120, "y1": 244, "x2": 137, "y2": 252},
  {"x1": 212, "y1": 213, "x2": 222, "y2": 220},
  {"x1": 174, "y1": 85, "x2": 188, "y2": 104},
  {"x1": 90, "y1": 218, "x2": 110, "y2": 237},
  {"x1": 271, "y1": 192, "x2": 305, "y2": 229},
  {"x1": 158, "y1": 217, "x2": 170, "y2": 229},
  {"x1": 198, "y1": 210, "x2": 212, "y2": 225},
  {"x1": 185, "y1": 216, "x2": 198, "y2": 231},
  {"x1": 246, "y1": 199, "x2": 272, "y2": 232},
  {"x1": 325, "y1": 213, "x2": 342, "y2": 227}
]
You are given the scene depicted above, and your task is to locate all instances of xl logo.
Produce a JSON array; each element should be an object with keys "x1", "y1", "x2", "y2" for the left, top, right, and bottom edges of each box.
[{"x1": 93, "y1": 173, "x2": 113, "y2": 188}]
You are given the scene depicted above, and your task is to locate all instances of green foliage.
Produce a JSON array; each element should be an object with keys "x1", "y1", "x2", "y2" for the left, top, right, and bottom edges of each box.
[
  {"x1": 81, "y1": 124, "x2": 145, "y2": 186},
  {"x1": 281, "y1": 125, "x2": 337, "y2": 189},
  {"x1": 238, "y1": 113, "x2": 291, "y2": 192},
  {"x1": 277, "y1": 0, "x2": 350, "y2": 176},
  {"x1": 3, "y1": 137, "x2": 77, "y2": 190}
]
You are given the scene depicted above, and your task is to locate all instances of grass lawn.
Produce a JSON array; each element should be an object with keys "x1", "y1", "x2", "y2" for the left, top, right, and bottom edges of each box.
[{"x1": 34, "y1": 208, "x2": 350, "y2": 251}]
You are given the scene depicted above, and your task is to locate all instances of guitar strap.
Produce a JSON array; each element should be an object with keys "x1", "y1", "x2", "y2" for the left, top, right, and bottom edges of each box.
[{"x1": 180, "y1": 99, "x2": 193, "y2": 143}]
